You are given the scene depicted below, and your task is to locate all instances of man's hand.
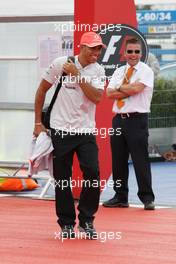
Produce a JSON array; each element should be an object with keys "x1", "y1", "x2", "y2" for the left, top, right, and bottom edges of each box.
[
  {"x1": 63, "y1": 60, "x2": 79, "y2": 77},
  {"x1": 33, "y1": 123, "x2": 47, "y2": 137}
]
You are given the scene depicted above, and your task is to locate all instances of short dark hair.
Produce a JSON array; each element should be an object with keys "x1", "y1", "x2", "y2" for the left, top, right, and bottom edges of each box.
[{"x1": 125, "y1": 37, "x2": 142, "y2": 47}]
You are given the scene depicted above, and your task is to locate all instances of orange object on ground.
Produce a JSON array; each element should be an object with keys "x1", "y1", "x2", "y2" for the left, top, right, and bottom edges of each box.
[{"x1": 0, "y1": 178, "x2": 39, "y2": 191}]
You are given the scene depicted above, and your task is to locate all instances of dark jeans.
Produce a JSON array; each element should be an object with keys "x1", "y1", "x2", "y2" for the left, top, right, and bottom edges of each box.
[
  {"x1": 111, "y1": 113, "x2": 155, "y2": 204},
  {"x1": 51, "y1": 129, "x2": 100, "y2": 227}
]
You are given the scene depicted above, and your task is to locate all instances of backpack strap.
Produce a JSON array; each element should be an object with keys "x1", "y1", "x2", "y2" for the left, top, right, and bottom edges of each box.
[{"x1": 47, "y1": 56, "x2": 75, "y2": 112}]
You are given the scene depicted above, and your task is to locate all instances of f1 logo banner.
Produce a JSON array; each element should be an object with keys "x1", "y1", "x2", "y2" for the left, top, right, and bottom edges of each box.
[{"x1": 98, "y1": 24, "x2": 148, "y2": 77}]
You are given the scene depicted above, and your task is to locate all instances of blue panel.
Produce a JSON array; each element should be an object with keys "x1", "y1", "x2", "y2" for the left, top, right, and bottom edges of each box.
[{"x1": 137, "y1": 10, "x2": 176, "y2": 25}]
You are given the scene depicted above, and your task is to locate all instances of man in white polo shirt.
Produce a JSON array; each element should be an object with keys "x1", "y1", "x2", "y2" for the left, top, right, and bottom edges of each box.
[
  {"x1": 103, "y1": 38, "x2": 155, "y2": 210},
  {"x1": 33, "y1": 32, "x2": 106, "y2": 238}
]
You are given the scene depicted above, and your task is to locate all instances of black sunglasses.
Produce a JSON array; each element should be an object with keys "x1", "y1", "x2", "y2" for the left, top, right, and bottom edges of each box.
[{"x1": 126, "y1": 50, "x2": 141, "y2": 54}]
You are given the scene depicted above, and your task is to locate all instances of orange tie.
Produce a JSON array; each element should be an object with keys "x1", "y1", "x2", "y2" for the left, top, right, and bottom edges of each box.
[{"x1": 117, "y1": 66, "x2": 135, "y2": 109}]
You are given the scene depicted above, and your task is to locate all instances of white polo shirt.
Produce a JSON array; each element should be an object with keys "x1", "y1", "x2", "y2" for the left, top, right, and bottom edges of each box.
[
  {"x1": 42, "y1": 55, "x2": 105, "y2": 132},
  {"x1": 108, "y1": 61, "x2": 154, "y2": 113}
]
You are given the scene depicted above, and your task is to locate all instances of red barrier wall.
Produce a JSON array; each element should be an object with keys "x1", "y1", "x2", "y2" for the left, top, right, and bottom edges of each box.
[{"x1": 73, "y1": 0, "x2": 137, "y2": 198}]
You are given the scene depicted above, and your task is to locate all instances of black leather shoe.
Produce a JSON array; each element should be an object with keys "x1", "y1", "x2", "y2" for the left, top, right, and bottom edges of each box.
[
  {"x1": 144, "y1": 201, "x2": 155, "y2": 210},
  {"x1": 78, "y1": 222, "x2": 98, "y2": 240},
  {"x1": 102, "y1": 197, "x2": 129, "y2": 208},
  {"x1": 61, "y1": 225, "x2": 75, "y2": 238}
]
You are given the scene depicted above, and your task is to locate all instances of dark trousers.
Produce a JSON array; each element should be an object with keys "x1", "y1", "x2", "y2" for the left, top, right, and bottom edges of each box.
[
  {"x1": 51, "y1": 129, "x2": 100, "y2": 227},
  {"x1": 111, "y1": 113, "x2": 155, "y2": 204}
]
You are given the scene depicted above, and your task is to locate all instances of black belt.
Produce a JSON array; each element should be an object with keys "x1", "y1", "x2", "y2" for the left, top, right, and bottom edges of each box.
[{"x1": 116, "y1": 112, "x2": 147, "y2": 119}]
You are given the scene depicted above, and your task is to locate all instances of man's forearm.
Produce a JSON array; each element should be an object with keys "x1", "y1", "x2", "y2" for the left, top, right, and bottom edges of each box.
[
  {"x1": 35, "y1": 89, "x2": 46, "y2": 123},
  {"x1": 63, "y1": 61, "x2": 103, "y2": 104},
  {"x1": 34, "y1": 79, "x2": 52, "y2": 123},
  {"x1": 119, "y1": 82, "x2": 145, "y2": 95},
  {"x1": 78, "y1": 78, "x2": 103, "y2": 104},
  {"x1": 106, "y1": 88, "x2": 129, "y2": 100}
]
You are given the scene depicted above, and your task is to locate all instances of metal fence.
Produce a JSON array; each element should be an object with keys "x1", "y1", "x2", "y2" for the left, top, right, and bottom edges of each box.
[{"x1": 149, "y1": 88, "x2": 176, "y2": 128}]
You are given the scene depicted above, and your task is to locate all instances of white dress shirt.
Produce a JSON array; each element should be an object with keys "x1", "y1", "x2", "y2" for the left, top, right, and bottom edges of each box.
[{"x1": 108, "y1": 61, "x2": 154, "y2": 113}]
